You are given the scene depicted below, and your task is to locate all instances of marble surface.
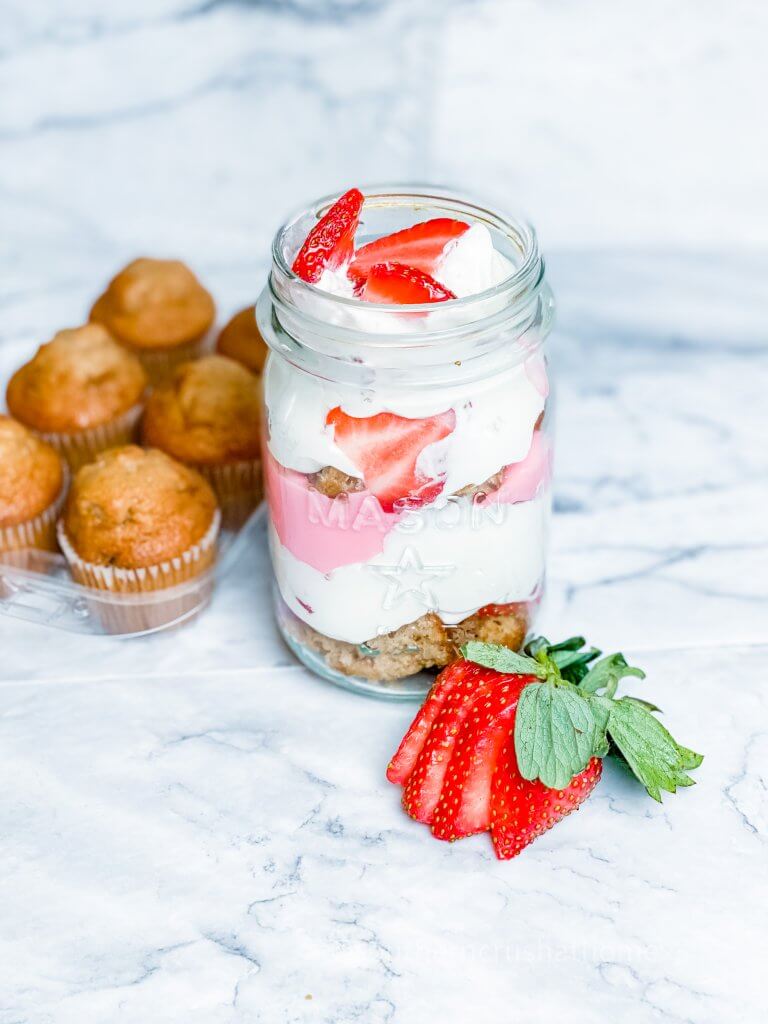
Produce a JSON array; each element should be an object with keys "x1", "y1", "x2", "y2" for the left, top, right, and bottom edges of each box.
[
  {"x1": 1, "y1": 646, "x2": 767, "y2": 1023},
  {"x1": 1, "y1": 1, "x2": 767, "y2": 1021}
]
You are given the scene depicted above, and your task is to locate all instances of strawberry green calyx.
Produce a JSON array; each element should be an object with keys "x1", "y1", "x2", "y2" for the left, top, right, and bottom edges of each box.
[
  {"x1": 460, "y1": 636, "x2": 703, "y2": 800},
  {"x1": 459, "y1": 641, "x2": 548, "y2": 679}
]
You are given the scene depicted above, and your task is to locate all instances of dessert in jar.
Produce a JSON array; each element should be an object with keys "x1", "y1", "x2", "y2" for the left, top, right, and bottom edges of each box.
[{"x1": 257, "y1": 187, "x2": 554, "y2": 698}]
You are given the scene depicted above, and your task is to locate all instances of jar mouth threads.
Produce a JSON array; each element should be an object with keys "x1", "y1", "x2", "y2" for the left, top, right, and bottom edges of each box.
[
  {"x1": 259, "y1": 186, "x2": 552, "y2": 386},
  {"x1": 270, "y1": 185, "x2": 544, "y2": 320}
]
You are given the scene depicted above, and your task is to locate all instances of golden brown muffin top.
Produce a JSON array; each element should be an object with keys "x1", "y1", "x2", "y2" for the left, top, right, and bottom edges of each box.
[
  {"x1": 6, "y1": 324, "x2": 146, "y2": 434},
  {"x1": 0, "y1": 416, "x2": 65, "y2": 528},
  {"x1": 90, "y1": 258, "x2": 215, "y2": 350},
  {"x1": 141, "y1": 354, "x2": 261, "y2": 465},
  {"x1": 216, "y1": 306, "x2": 268, "y2": 374},
  {"x1": 63, "y1": 445, "x2": 218, "y2": 568}
]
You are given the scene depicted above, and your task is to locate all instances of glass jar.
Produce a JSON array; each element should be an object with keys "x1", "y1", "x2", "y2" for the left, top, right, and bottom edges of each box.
[{"x1": 256, "y1": 187, "x2": 554, "y2": 699}]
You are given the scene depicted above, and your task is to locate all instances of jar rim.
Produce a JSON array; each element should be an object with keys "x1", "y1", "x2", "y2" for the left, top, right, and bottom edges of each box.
[{"x1": 270, "y1": 184, "x2": 544, "y2": 325}]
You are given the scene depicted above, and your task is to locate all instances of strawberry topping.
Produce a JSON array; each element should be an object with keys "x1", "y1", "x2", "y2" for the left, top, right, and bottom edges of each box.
[
  {"x1": 361, "y1": 262, "x2": 456, "y2": 304},
  {"x1": 349, "y1": 218, "x2": 469, "y2": 284},
  {"x1": 325, "y1": 406, "x2": 455, "y2": 513},
  {"x1": 291, "y1": 187, "x2": 364, "y2": 284}
]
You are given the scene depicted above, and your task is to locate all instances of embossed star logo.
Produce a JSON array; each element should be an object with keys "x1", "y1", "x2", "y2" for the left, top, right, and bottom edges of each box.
[{"x1": 368, "y1": 546, "x2": 454, "y2": 611}]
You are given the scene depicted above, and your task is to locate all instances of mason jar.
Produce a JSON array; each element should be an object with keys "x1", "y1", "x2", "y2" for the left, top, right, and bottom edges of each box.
[{"x1": 256, "y1": 187, "x2": 554, "y2": 699}]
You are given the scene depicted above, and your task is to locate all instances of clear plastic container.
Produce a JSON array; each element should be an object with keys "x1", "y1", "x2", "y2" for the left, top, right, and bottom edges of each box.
[
  {"x1": 257, "y1": 186, "x2": 555, "y2": 700},
  {"x1": 0, "y1": 505, "x2": 265, "y2": 637}
]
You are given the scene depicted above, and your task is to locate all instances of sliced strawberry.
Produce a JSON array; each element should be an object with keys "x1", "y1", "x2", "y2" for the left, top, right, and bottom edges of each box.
[
  {"x1": 326, "y1": 406, "x2": 455, "y2": 513},
  {"x1": 489, "y1": 734, "x2": 527, "y2": 857},
  {"x1": 431, "y1": 674, "x2": 533, "y2": 841},
  {"x1": 402, "y1": 662, "x2": 499, "y2": 824},
  {"x1": 388, "y1": 634, "x2": 700, "y2": 859},
  {"x1": 361, "y1": 262, "x2": 456, "y2": 305},
  {"x1": 349, "y1": 218, "x2": 469, "y2": 284},
  {"x1": 386, "y1": 660, "x2": 470, "y2": 785},
  {"x1": 292, "y1": 187, "x2": 364, "y2": 283},
  {"x1": 491, "y1": 741, "x2": 603, "y2": 860}
]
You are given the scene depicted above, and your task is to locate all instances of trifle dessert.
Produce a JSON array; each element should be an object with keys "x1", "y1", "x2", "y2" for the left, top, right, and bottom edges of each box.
[{"x1": 257, "y1": 187, "x2": 554, "y2": 697}]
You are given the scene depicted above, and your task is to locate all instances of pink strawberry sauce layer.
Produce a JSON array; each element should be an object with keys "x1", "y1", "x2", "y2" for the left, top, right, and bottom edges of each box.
[{"x1": 266, "y1": 431, "x2": 551, "y2": 575}]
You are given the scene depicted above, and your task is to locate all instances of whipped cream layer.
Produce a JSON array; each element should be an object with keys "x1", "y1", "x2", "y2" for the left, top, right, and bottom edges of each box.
[{"x1": 264, "y1": 352, "x2": 546, "y2": 495}]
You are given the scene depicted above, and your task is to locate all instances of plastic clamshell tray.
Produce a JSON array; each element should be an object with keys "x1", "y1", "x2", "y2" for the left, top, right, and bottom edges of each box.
[{"x1": 0, "y1": 504, "x2": 265, "y2": 637}]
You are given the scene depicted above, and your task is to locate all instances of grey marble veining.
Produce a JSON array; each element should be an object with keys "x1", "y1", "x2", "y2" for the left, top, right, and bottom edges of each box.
[
  {"x1": 1, "y1": 645, "x2": 766, "y2": 1022},
  {"x1": 1, "y1": 0, "x2": 767, "y2": 1020}
]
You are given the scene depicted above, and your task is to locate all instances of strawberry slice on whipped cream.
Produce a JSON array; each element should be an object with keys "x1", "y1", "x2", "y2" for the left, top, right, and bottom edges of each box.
[
  {"x1": 360, "y1": 262, "x2": 456, "y2": 304},
  {"x1": 291, "y1": 186, "x2": 511, "y2": 301},
  {"x1": 349, "y1": 218, "x2": 469, "y2": 285},
  {"x1": 292, "y1": 187, "x2": 364, "y2": 284}
]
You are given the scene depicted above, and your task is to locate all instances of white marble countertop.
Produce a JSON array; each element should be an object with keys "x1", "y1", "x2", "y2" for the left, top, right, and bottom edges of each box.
[
  {"x1": 2, "y1": 1, "x2": 767, "y2": 1020},
  {"x1": 2, "y1": 250, "x2": 766, "y2": 1024}
]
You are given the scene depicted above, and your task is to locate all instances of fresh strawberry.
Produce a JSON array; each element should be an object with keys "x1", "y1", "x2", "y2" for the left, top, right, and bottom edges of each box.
[
  {"x1": 387, "y1": 636, "x2": 703, "y2": 861},
  {"x1": 349, "y1": 218, "x2": 469, "y2": 284},
  {"x1": 325, "y1": 406, "x2": 455, "y2": 512},
  {"x1": 491, "y1": 742, "x2": 602, "y2": 860},
  {"x1": 402, "y1": 662, "x2": 497, "y2": 824},
  {"x1": 361, "y1": 262, "x2": 456, "y2": 304},
  {"x1": 387, "y1": 660, "x2": 469, "y2": 784},
  {"x1": 431, "y1": 674, "x2": 532, "y2": 841},
  {"x1": 292, "y1": 187, "x2": 364, "y2": 283}
]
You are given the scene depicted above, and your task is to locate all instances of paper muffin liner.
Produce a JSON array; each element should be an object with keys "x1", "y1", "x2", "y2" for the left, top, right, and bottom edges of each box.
[
  {"x1": 56, "y1": 508, "x2": 221, "y2": 635},
  {"x1": 0, "y1": 465, "x2": 68, "y2": 567},
  {"x1": 37, "y1": 403, "x2": 144, "y2": 472},
  {"x1": 128, "y1": 333, "x2": 212, "y2": 387},
  {"x1": 194, "y1": 458, "x2": 263, "y2": 530}
]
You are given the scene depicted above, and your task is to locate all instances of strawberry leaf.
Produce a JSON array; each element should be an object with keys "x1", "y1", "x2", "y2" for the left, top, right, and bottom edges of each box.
[
  {"x1": 466, "y1": 635, "x2": 703, "y2": 799},
  {"x1": 523, "y1": 635, "x2": 601, "y2": 684},
  {"x1": 579, "y1": 653, "x2": 645, "y2": 697},
  {"x1": 545, "y1": 636, "x2": 587, "y2": 652},
  {"x1": 514, "y1": 682, "x2": 609, "y2": 790},
  {"x1": 524, "y1": 636, "x2": 552, "y2": 657},
  {"x1": 460, "y1": 642, "x2": 546, "y2": 679},
  {"x1": 551, "y1": 646, "x2": 602, "y2": 683},
  {"x1": 551, "y1": 647, "x2": 600, "y2": 670},
  {"x1": 606, "y1": 697, "x2": 703, "y2": 802},
  {"x1": 677, "y1": 745, "x2": 706, "y2": 771}
]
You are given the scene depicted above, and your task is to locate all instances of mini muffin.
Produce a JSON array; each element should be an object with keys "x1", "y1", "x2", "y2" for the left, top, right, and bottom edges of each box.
[
  {"x1": 141, "y1": 354, "x2": 262, "y2": 528},
  {"x1": 0, "y1": 416, "x2": 66, "y2": 560},
  {"x1": 216, "y1": 306, "x2": 268, "y2": 374},
  {"x1": 6, "y1": 324, "x2": 146, "y2": 471},
  {"x1": 90, "y1": 258, "x2": 215, "y2": 384},
  {"x1": 58, "y1": 446, "x2": 220, "y2": 633}
]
